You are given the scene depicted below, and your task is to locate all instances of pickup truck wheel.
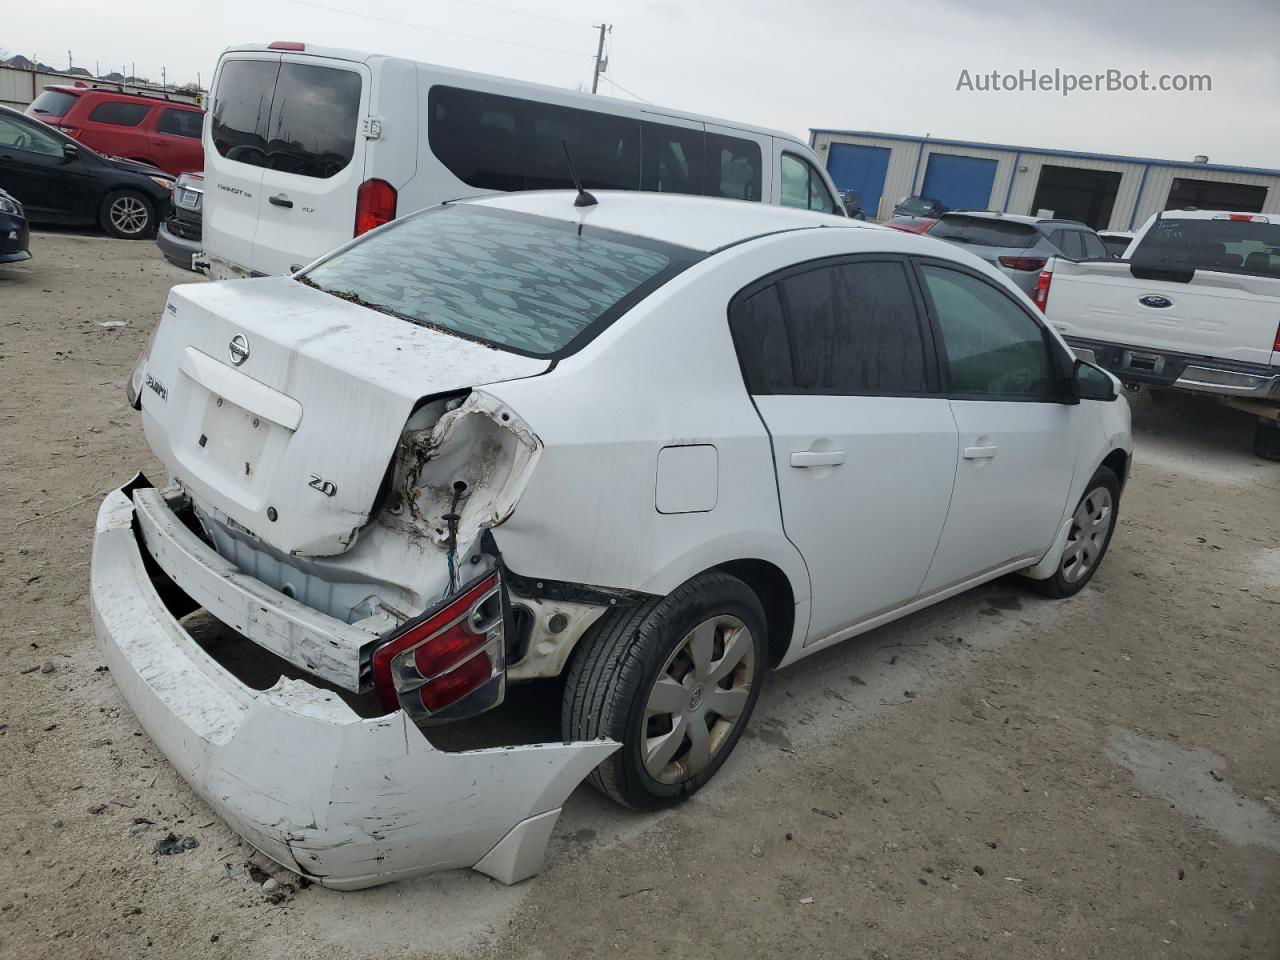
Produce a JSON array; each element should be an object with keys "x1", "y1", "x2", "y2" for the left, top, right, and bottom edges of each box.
[
  {"x1": 100, "y1": 189, "x2": 155, "y2": 239},
  {"x1": 561, "y1": 571, "x2": 767, "y2": 810},
  {"x1": 1255, "y1": 420, "x2": 1280, "y2": 461},
  {"x1": 1030, "y1": 465, "x2": 1121, "y2": 599}
]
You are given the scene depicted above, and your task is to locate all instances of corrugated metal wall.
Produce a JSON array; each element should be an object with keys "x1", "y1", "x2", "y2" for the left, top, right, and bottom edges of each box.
[{"x1": 812, "y1": 131, "x2": 1280, "y2": 230}]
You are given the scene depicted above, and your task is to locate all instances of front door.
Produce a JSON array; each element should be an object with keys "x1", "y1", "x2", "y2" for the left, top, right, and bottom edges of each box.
[
  {"x1": 914, "y1": 261, "x2": 1078, "y2": 594},
  {"x1": 0, "y1": 113, "x2": 93, "y2": 222},
  {"x1": 729, "y1": 256, "x2": 958, "y2": 643}
]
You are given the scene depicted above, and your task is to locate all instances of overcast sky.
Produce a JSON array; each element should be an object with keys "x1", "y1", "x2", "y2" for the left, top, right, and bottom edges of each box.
[{"x1": 6, "y1": 0, "x2": 1278, "y2": 167}]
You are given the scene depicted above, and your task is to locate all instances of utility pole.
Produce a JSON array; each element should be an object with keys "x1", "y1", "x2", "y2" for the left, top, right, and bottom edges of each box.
[
  {"x1": 67, "y1": 50, "x2": 72, "y2": 71},
  {"x1": 590, "y1": 23, "x2": 609, "y2": 94}
]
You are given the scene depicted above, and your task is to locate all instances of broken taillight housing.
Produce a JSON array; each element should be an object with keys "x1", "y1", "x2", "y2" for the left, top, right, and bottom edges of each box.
[{"x1": 371, "y1": 571, "x2": 506, "y2": 723}]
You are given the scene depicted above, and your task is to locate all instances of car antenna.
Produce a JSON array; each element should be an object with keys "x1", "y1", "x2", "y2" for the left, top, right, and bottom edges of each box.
[{"x1": 561, "y1": 141, "x2": 597, "y2": 208}]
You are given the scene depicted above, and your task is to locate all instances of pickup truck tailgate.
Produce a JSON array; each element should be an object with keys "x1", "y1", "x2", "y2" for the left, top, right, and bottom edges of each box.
[{"x1": 1045, "y1": 259, "x2": 1280, "y2": 367}]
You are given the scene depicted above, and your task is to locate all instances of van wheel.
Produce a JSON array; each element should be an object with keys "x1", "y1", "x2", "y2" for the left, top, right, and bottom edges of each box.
[
  {"x1": 1255, "y1": 420, "x2": 1280, "y2": 461},
  {"x1": 561, "y1": 571, "x2": 767, "y2": 810},
  {"x1": 1030, "y1": 466, "x2": 1121, "y2": 599},
  {"x1": 100, "y1": 189, "x2": 155, "y2": 239}
]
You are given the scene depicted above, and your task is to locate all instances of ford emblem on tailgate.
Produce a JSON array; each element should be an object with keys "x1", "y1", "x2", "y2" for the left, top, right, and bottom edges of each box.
[
  {"x1": 229, "y1": 334, "x2": 250, "y2": 365},
  {"x1": 1139, "y1": 295, "x2": 1173, "y2": 308}
]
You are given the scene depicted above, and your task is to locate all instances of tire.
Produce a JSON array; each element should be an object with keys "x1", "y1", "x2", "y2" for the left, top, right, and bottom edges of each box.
[
  {"x1": 99, "y1": 189, "x2": 155, "y2": 239},
  {"x1": 561, "y1": 571, "x2": 768, "y2": 810},
  {"x1": 1255, "y1": 420, "x2": 1280, "y2": 461},
  {"x1": 1030, "y1": 465, "x2": 1121, "y2": 599}
]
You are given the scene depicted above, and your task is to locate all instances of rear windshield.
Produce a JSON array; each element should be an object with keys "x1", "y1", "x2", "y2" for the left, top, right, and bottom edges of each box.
[
  {"x1": 299, "y1": 205, "x2": 701, "y2": 357},
  {"x1": 211, "y1": 59, "x2": 361, "y2": 178},
  {"x1": 896, "y1": 197, "x2": 933, "y2": 215},
  {"x1": 29, "y1": 89, "x2": 79, "y2": 117},
  {"x1": 1131, "y1": 217, "x2": 1280, "y2": 277},
  {"x1": 930, "y1": 215, "x2": 1037, "y2": 249}
]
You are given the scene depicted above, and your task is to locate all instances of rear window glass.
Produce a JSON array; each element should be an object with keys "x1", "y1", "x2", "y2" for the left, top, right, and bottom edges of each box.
[
  {"x1": 88, "y1": 102, "x2": 149, "y2": 126},
  {"x1": 1131, "y1": 217, "x2": 1280, "y2": 277},
  {"x1": 157, "y1": 108, "x2": 203, "y2": 139},
  {"x1": 29, "y1": 90, "x2": 79, "y2": 117},
  {"x1": 299, "y1": 205, "x2": 700, "y2": 356},
  {"x1": 211, "y1": 59, "x2": 361, "y2": 178},
  {"x1": 930, "y1": 215, "x2": 1037, "y2": 249}
]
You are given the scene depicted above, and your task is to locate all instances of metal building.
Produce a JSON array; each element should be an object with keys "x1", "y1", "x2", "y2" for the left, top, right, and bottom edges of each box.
[{"x1": 810, "y1": 129, "x2": 1280, "y2": 229}]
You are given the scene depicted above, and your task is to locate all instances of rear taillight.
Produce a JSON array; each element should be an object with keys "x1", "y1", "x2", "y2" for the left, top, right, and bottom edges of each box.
[
  {"x1": 998, "y1": 256, "x2": 1048, "y2": 271},
  {"x1": 1032, "y1": 269, "x2": 1053, "y2": 311},
  {"x1": 371, "y1": 571, "x2": 505, "y2": 721},
  {"x1": 1273, "y1": 321, "x2": 1280, "y2": 353},
  {"x1": 268, "y1": 41, "x2": 306, "y2": 50},
  {"x1": 354, "y1": 179, "x2": 397, "y2": 236}
]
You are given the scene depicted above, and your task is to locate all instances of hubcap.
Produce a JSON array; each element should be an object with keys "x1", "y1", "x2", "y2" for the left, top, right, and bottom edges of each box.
[
  {"x1": 1060, "y1": 485, "x2": 1113, "y2": 583},
  {"x1": 109, "y1": 196, "x2": 148, "y2": 235},
  {"x1": 640, "y1": 615, "x2": 755, "y2": 784}
]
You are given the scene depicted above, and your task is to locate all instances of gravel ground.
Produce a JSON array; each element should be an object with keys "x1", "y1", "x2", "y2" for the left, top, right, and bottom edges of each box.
[{"x1": 1, "y1": 232, "x2": 1278, "y2": 960}]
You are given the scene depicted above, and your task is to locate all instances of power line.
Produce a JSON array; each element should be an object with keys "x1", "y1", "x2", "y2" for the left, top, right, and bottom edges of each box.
[
  {"x1": 604, "y1": 75, "x2": 651, "y2": 104},
  {"x1": 286, "y1": 0, "x2": 594, "y2": 58}
]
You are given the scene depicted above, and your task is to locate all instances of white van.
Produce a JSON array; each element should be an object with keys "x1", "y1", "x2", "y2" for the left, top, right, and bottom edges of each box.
[{"x1": 200, "y1": 42, "x2": 848, "y2": 279}]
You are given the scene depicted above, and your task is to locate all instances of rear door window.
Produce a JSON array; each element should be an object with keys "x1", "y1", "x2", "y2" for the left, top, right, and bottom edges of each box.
[
  {"x1": 730, "y1": 259, "x2": 931, "y2": 395},
  {"x1": 265, "y1": 62, "x2": 361, "y2": 178},
  {"x1": 931, "y1": 215, "x2": 1037, "y2": 249},
  {"x1": 1080, "y1": 231, "x2": 1108, "y2": 260},
  {"x1": 157, "y1": 108, "x2": 203, "y2": 139},
  {"x1": 1050, "y1": 229, "x2": 1085, "y2": 259},
  {"x1": 88, "y1": 102, "x2": 150, "y2": 127},
  {"x1": 211, "y1": 58, "x2": 280, "y2": 166},
  {"x1": 706, "y1": 133, "x2": 761, "y2": 201}
]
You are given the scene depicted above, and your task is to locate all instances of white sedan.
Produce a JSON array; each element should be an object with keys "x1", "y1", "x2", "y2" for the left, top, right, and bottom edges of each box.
[{"x1": 94, "y1": 191, "x2": 1131, "y2": 889}]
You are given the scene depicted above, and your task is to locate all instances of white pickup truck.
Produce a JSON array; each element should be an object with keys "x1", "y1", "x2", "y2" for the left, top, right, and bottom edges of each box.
[{"x1": 1038, "y1": 210, "x2": 1280, "y2": 459}]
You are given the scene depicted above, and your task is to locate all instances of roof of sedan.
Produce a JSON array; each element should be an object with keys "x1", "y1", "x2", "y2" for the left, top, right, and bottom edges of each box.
[{"x1": 461, "y1": 191, "x2": 869, "y2": 252}]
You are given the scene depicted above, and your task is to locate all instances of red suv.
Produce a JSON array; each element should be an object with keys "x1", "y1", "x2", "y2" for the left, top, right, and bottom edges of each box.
[{"x1": 26, "y1": 86, "x2": 204, "y2": 177}]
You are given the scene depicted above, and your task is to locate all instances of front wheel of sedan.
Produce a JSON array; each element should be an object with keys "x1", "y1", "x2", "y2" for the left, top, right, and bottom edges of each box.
[
  {"x1": 562, "y1": 571, "x2": 768, "y2": 810},
  {"x1": 1030, "y1": 465, "x2": 1121, "y2": 599},
  {"x1": 100, "y1": 189, "x2": 155, "y2": 239}
]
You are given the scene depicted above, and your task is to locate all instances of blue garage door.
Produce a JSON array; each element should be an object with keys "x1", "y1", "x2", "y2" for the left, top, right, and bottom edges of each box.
[
  {"x1": 920, "y1": 154, "x2": 997, "y2": 212},
  {"x1": 826, "y1": 143, "x2": 891, "y2": 218}
]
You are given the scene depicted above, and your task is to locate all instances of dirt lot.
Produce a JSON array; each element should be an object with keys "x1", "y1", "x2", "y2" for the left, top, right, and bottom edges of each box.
[{"x1": 1, "y1": 232, "x2": 1278, "y2": 960}]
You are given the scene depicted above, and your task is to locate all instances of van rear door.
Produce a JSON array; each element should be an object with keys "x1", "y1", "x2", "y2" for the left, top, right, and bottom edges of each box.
[
  {"x1": 251, "y1": 54, "x2": 369, "y2": 276},
  {"x1": 205, "y1": 53, "x2": 280, "y2": 274}
]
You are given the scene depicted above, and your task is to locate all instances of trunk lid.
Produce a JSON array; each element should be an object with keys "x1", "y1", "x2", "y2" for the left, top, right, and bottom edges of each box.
[{"x1": 140, "y1": 276, "x2": 548, "y2": 556}]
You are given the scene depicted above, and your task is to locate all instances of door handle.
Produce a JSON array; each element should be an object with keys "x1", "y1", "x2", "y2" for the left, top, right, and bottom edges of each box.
[
  {"x1": 790, "y1": 450, "x2": 846, "y2": 468},
  {"x1": 269, "y1": 194, "x2": 293, "y2": 208},
  {"x1": 962, "y1": 444, "x2": 999, "y2": 460}
]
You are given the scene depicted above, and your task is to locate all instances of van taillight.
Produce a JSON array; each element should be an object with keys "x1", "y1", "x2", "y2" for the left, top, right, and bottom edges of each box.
[
  {"x1": 1273, "y1": 321, "x2": 1280, "y2": 353},
  {"x1": 1032, "y1": 269, "x2": 1053, "y2": 311},
  {"x1": 354, "y1": 179, "x2": 397, "y2": 237},
  {"x1": 370, "y1": 572, "x2": 505, "y2": 718},
  {"x1": 268, "y1": 41, "x2": 306, "y2": 50}
]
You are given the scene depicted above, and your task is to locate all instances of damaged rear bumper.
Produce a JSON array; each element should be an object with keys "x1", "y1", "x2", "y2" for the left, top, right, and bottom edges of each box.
[{"x1": 89, "y1": 479, "x2": 618, "y2": 890}]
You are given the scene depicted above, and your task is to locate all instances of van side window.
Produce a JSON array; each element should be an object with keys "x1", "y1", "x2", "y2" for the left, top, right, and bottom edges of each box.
[
  {"x1": 706, "y1": 133, "x2": 761, "y2": 201},
  {"x1": 780, "y1": 152, "x2": 836, "y2": 214},
  {"x1": 640, "y1": 121, "x2": 705, "y2": 195},
  {"x1": 428, "y1": 85, "x2": 640, "y2": 193}
]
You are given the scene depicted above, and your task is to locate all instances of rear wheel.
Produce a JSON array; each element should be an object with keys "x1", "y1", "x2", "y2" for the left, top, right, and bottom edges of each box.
[
  {"x1": 1030, "y1": 465, "x2": 1121, "y2": 598},
  {"x1": 561, "y1": 571, "x2": 767, "y2": 810},
  {"x1": 100, "y1": 189, "x2": 155, "y2": 239},
  {"x1": 1255, "y1": 420, "x2": 1280, "y2": 461}
]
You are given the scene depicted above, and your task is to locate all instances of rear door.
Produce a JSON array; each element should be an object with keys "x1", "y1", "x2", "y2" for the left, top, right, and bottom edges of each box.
[
  {"x1": 730, "y1": 256, "x2": 958, "y2": 643},
  {"x1": 914, "y1": 261, "x2": 1078, "y2": 594},
  {"x1": 705, "y1": 124, "x2": 770, "y2": 205},
  {"x1": 151, "y1": 107, "x2": 205, "y2": 176},
  {"x1": 251, "y1": 54, "x2": 369, "y2": 275},
  {"x1": 205, "y1": 53, "x2": 280, "y2": 272}
]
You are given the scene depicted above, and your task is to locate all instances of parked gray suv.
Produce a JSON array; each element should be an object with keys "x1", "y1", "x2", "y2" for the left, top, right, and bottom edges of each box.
[{"x1": 928, "y1": 212, "x2": 1110, "y2": 295}]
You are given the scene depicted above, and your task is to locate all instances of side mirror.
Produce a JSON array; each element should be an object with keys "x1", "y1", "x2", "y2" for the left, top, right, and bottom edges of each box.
[
  {"x1": 840, "y1": 190, "x2": 861, "y2": 212},
  {"x1": 1073, "y1": 358, "x2": 1118, "y2": 402},
  {"x1": 62, "y1": 143, "x2": 79, "y2": 161}
]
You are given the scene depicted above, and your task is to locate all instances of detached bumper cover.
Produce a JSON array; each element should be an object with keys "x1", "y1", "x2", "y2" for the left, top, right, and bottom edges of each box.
[{"x1": 90, "y1": 481, "x2": 617, "y2": 889}]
